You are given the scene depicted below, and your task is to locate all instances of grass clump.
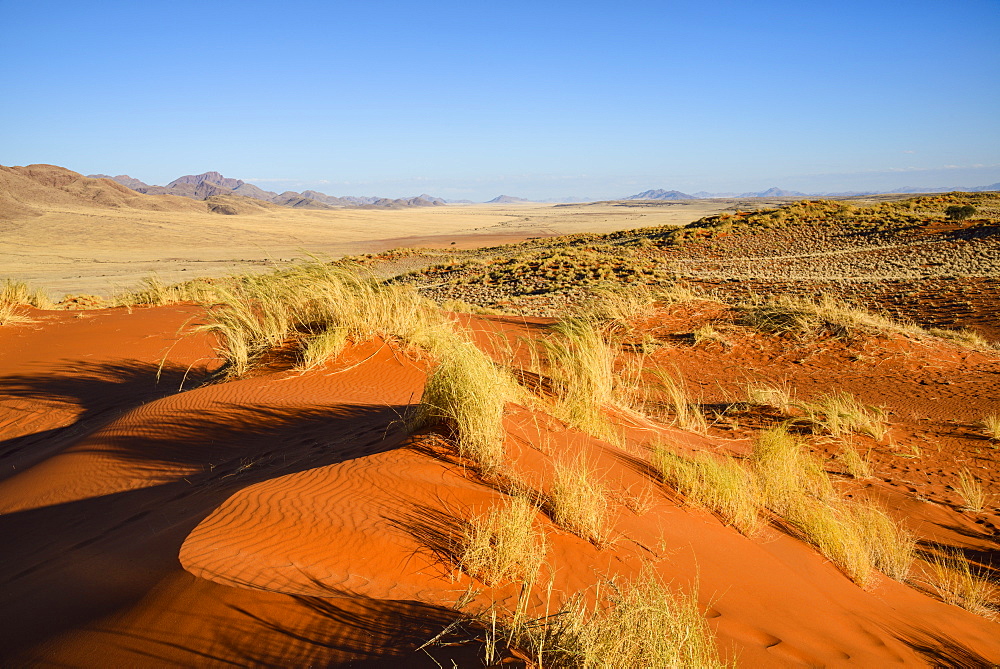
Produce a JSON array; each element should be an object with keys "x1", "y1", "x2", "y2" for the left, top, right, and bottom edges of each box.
[
  {"x1": 113, "y1": 275, "x2": 222, "y2": 306},
  {"x1": 1, "y1": 279, "x2": 52, "y2": 323},
  {"x1": 980, "y1": 414, "x2": 1000, "y2": 441},
  {"x1": 923, "y1": 549, "x2": 998, "y2": 619},
  {"x1": 550, "y1": 456, "x2": 613, "y2": 546},
  {"x1": 298, "y1": 327, "x2": 349, "y2": 370},
  {"x1": 800, "y1": 391, "x2": 887, "y2": 441},
  {"x1": 459, "y1": 496, "x2": 545, "y2": 586},
  {"x1": 416, "y1": 337, "x2": 521, "y2": 475},
  {"x1": 750, "y1": 426, "x2": 913, "y2": 585},
  {"x1": 955, "y1": 469, "x2": 988, "y2": 513},
  {"x1": 746, "y1": 382, "x2": 795, "y2": 413},
  {"x1": 836, "y1": 445, "x2": 873, "y2": 479},
  {"x1": 738, "y1": 294, "x2": 917, "y2": 340},
  {"x1": 653, "y1": 448, "x2": 761, "y2": 535},
  {"x1": 542, "y1": 317, "x2": 617, "y2": 440},
  {"x1": 489, "y1": 570, "x2": 726, "y2": 668},
  {"x1": 751, "y1": 426, "x2": 834, "y2": 510},
  {"x1": 654, "y1": 370, "x2": 708, "y2": 433}
]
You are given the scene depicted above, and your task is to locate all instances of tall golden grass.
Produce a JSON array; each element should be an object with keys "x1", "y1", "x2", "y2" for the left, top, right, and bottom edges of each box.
[
  {"x1": 0, "y1": 278, "x2": 52, "y2": 324},
  {"x1": 482, "y1": 569, "x2": 726, "y2": 668},
  {"x1": 459, "y1": 496, "x2": 546, "y2": 586}
]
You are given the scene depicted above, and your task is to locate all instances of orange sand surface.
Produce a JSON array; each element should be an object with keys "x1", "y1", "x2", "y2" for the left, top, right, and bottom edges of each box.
[{"x1": 1, "y1": 305, "x2": 999, "y2": 666}]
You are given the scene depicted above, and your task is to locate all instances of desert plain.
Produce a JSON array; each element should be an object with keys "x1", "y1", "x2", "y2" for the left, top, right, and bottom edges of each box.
[{"x1": 1, "y1": 165, "x2": 999, "y2": 667}]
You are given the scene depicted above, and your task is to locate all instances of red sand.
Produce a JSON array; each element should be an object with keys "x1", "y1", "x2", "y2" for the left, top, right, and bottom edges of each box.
[{"x1": 1, "y1": 305, "x2": 998, "y2": 666}]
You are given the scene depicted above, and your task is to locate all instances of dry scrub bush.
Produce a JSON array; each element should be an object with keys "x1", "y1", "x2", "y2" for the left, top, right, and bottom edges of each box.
[
  {"x1": 487, "y1": 570, "x2": 725, "y2": 668},
  {"x1": 653, "y1": 448, "x2": 761, "y2": 535},
  {"x1": 550, "y1": 456, "x2": 613, "y2": 546},
  {"x1": 923, "y1": 549, "x2": 998, "y2": 620},
  {"x1": 460, "y1": 496, "x2": 546, "y2": 586},
  {"x1": 798, "y1": 391, "x2": 887, "y2": 441},
  {"x1": 956, "y1": 469, "x2": 987, "y2": 513}
]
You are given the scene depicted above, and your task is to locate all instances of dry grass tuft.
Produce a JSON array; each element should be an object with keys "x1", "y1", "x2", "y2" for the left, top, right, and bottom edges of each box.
[
  {"x1": 955, "y1": 469, "x2": 988, "y2": 513},
  {"x1": 799, "y1": 391, "x2": 888, "y2": 441},
  {"x1": 113, "y1": 275, "x2": 222, "y2": 307},
  {"x1": 459, "y1": 496, "x2": 546, "y2": 586},
  {"x1": 923, "y1": 549, "x2": 998, "y2": 620},
  {"x1": 653, "y1": 448, "x2": 761, "y2": 535},
  {"x1": 541, "y1": 316, "x2": 618, "y2": 440},
  {"x1": 550, "y1": 455, "x2": 614, "y2": 546},
  {"x1": 298, "y1": 327, "x2": 349, "y2": 370},
  {"x1": 654, "y1": 370, "x2": 708, "y2": 433},
  {"x1": 1, "y1": 279, "x2": 52, "y2": 323},
  {"x1": 837, "y1": 445, "x2": 873, "y2": 479},
  {"x1": 416, "y1": 336, "x2": 521, "y2": 475},
  {"x1": 737, "y1": 294, "x2": 918, "y2": 339},
  {"x1": 845, "y1": 501, "x2": 915, "y2": 582},
  {"x1": 487, "y1": 570, "x2": 726, "y2": 668},
  {"x1": 746, "y1": 382, "x2": 796, "y2": 413},
  {"x1": 980, "y1": 414, "x2": 1000, "y2": 441},
  {"x1": 751, "y1": 426, "x2": 834, "y2": 511}
]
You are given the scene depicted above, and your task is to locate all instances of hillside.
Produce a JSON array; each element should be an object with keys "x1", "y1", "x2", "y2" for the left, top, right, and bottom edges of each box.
[
  {"x1": 89, "y1": 170, "x2": 447, "y2": 209},
  {"x1": 0, "y1": 164, "x2": 208, "y2": 219}
]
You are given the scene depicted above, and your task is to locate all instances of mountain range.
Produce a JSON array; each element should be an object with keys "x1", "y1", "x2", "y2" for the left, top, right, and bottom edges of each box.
[
  {"x1": 88, "y1": 171, "x2": 447, "y2": 209},
  {"x1": 622, "y1": 183, "x2": 1000, "y2": 201}
]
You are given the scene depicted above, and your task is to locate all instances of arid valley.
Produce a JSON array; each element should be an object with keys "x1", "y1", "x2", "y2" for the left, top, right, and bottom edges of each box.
[{"x1": 0, "y1": 164, "x2": 998, "y2": 666}]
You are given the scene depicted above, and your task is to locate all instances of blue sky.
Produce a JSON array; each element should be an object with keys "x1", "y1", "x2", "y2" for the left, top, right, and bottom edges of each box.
[{"x1": 2, "y1": 0, "x2": 998, "y2": 200}]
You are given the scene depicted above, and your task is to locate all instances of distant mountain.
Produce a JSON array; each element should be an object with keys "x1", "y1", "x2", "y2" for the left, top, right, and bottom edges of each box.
[
  {"x1": 87, "y1": 171, "x2": 446, "y2": 209},
  {"x1": 487, "y1": 195, "x2": 531, "y2": 203},
  {"x1": 740, "y1": 187, "x2": 807, "y2": 198},
  {"x1": 621, "y1": 184, "x2": 1000, "y2": 200},
  {"x1": 89, "y1": 174, "x2": 151, "y2": 191},
  {"x1": 624, "y1": 189, "x2": 694, "y2": 201}
]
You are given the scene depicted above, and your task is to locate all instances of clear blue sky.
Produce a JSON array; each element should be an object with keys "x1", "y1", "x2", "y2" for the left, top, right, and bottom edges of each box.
[{"x1": 2, "y1": 0, "x2": 998, "y2": 200}]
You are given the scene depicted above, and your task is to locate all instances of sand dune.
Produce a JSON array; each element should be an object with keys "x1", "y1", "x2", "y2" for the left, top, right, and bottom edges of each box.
[{"x1": 1, "y1": 299, "x2": 998, "y2": 666}]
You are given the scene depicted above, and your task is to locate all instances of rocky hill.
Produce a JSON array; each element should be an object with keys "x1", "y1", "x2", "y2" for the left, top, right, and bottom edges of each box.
[{"x1": 89, "y1": 171, "x2": 446, "y2": 209}]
